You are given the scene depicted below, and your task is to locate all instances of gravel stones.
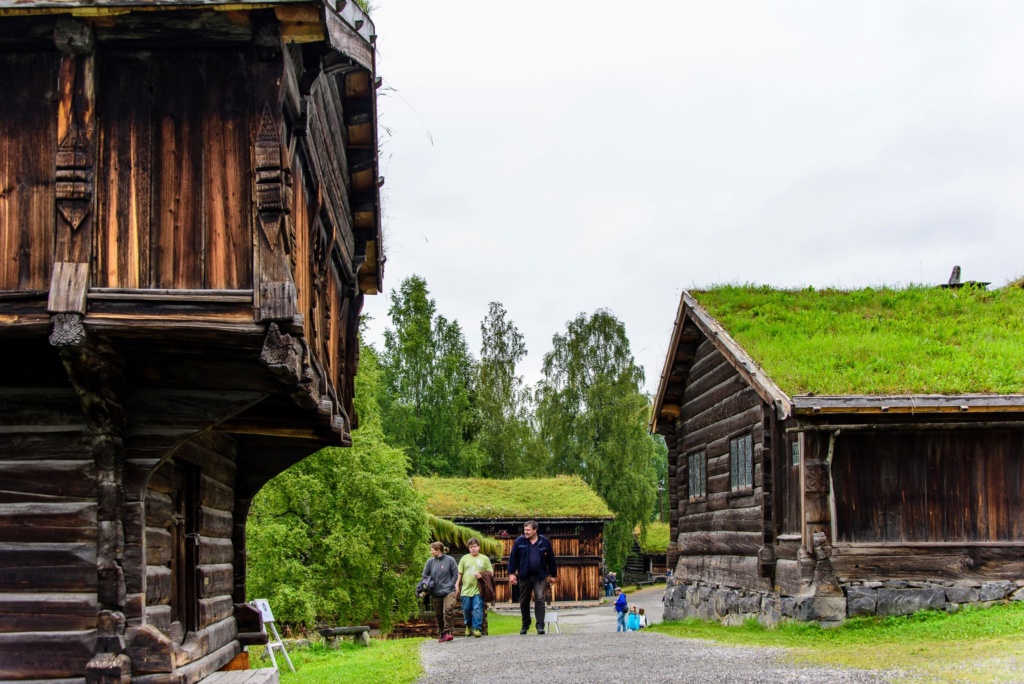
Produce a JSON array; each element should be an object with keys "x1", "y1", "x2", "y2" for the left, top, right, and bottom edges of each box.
[{"x1": 419, "y1": 631, "x2": 892, "y2": 684}]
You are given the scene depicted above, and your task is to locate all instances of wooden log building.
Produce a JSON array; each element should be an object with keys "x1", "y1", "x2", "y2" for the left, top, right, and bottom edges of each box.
[
  {"x1": 0, "y1": 1, "x2": 382, "y2": 681},
  {"x1": 651, "y1": 285, "x2": 1024, "y2": 624},
  {"x1": 414, "y1": 477, "x2": 614, "y2": 603}
]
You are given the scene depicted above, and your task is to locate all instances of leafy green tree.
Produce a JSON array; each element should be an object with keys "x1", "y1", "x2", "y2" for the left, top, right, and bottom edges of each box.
[
  {"x1": 246, "y1": 343, "x2": 431, "y2": 630},
  {"x1": 380, "y1": 276, "x2": 479, "y2": 475},
  {"x1": 477, "y1": 302, "x2": 547, "y2": 477},
  {"x1": 536, "y1": 310, "x2": 658, "y2": 573}
]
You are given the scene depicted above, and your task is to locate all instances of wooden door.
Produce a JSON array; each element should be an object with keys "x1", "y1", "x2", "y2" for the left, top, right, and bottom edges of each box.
[{"x1": 169, "y1": 461, "x2": 200, "y2": 641}]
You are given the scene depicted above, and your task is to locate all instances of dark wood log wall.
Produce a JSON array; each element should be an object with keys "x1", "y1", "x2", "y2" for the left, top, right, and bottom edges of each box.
[
  {"x1": 673, "y1": 336, "x2": 771, "y2": 592},
  {"x1": 135, "y1": 435, "x2": 240, "y2": 680},
  {"x1": 0, "y1": 386, "x2": 98, "y2": 680}
]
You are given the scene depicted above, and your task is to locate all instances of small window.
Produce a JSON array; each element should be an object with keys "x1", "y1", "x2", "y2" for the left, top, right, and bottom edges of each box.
[
  {"x1": 730, "y1": 434, "x2": 753, "y2": 490},
  {"x1": 688, "y1": 451, "x2": 706, "y2": 500},
  {"x1": 791, "y1": 441, "x2": 800, "y2": 467}
]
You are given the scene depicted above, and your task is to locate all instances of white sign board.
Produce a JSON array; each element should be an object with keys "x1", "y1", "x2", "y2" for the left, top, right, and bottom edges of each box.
[{"x1": 251, "y1": 598, "x2": 275, "y2": 624}]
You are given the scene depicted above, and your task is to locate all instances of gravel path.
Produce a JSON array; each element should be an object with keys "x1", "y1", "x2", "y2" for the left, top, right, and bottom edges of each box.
[{"x1": 418, "y1": 588, "x2": 892, "y2": 684}]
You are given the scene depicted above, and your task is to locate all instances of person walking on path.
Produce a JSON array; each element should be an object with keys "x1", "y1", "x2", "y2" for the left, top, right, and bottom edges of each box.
[
  {"x1": 614, "y1": 587, "x2": 628, "y2": 632},
  {"x1": 423, "y1": 541, "x2": 459, "y2": 642},
  {"x1": 456, "y1": 537, "x2": 492, "y2": 638},
  {"x1": 508, "y1": 520, "x2": 557, "y2": 635}
]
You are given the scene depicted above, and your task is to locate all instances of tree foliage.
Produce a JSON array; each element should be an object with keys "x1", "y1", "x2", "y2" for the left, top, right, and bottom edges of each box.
[
  {"x1": 380, "y1": 276, "x2": 480, "y2": 475},
  {"x1": 476, "y1": 302, "x2": 547, "y2": 477},
  {"x1": 246, "y1": 343, "x2": 431, "y2": 630},
  {"x1": 536, "y1": 310, "x2": 660, "y2": 573}
]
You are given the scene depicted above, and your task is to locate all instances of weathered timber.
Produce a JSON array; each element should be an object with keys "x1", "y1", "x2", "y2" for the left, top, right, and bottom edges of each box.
[
  {"x1": 0, "y1": 592, "x2": 99, "y2": 633},
  {"x1": 196, "y1": 564, "x2": 234, "y2": 599},
  {"x1": 831, "y1": 544, "x2": 1024, "y2": 582},
  {"x1": 674, "y1": 554, "x2": 771, "y2": 592},
  {"x1": 125, "y1": 624, "x2": 175, "y2": 675},
  {"x1": 0, "y1": 629, "x2": 96, "y2": 680},
  {"x1": 676, "y1": 531, "x2": 762, "y2": 556},
  {"x1": 175, "y1": 617, "x2": 237, "y2": 668}
]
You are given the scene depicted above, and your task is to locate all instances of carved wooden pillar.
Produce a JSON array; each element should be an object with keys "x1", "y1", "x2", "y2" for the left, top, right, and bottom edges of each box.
[
  {"x1": 49, "y1": 20, "x2": 97, "y2": 347},
  {"x1": 252, "y1": 40, "x2": 296, "y2": 322},
  {"x1": 802, "y1": 431, "x2": 833, "y2": 551}
]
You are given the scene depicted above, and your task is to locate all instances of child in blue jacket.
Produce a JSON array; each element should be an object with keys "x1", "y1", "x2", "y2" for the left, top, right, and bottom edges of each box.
[{"x1": 614, "y1": 588, "x2": 628, "y2": 632}]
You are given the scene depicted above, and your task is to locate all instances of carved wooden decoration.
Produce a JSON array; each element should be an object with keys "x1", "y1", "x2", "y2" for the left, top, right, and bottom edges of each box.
[
  {"x1": 55, "y1": 53, "x2": 96, "y2": 264},
  {"x1": 254, "y1": 104, "x2": 286, "y2": 252}
]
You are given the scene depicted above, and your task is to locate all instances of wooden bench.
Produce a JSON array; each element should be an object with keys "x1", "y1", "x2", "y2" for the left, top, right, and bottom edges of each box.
[
  {"x1": 202, "y1": 669, "x2": 279, "y2": 684},
  {"x1": 318, "y1": 625, "x2": 371, "y2": 647}
]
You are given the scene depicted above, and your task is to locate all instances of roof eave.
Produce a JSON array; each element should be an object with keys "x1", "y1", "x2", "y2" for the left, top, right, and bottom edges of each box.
[{"x1": 792, "y1": 394, "x2": 1024, "y2": 415}]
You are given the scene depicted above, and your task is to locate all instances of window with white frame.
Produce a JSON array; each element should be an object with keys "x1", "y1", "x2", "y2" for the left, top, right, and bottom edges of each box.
[
  {"x1": 687, "y1": 451, "x2": 706, "y2": 500},
  {"x1": 730, "y1": 434, "x2": 753, "y2": 490}
]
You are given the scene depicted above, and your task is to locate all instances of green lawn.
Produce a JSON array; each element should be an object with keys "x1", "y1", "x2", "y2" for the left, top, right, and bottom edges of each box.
[
  {"x1": 250, "y1": 639, "x2": 425, "y2": 684},
  {"x1": 486, "y1": 610, "x2": 523, "y2": 635},
  {"x1": 650, "y1": 603, "x2": 1024, "y2": 683}
]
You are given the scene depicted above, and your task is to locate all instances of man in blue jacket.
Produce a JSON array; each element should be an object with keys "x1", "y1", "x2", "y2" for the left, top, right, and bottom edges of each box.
[{"x1": 508, "y1": 520, "x2": 557, "y2": 635}]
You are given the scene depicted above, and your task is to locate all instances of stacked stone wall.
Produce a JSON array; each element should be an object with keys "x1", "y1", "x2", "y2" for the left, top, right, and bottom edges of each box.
[{"x1": 663, "y1": 577, "x2": 1024, "y2": 627}]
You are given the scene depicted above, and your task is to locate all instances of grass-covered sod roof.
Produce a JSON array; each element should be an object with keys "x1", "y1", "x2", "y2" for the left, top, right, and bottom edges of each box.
[
  {"x1": 635, "y1": 522, "x2": 670, "y2": 554},
  {"x1": 691, "y1": 285, "x2": 1024, "y2": 396},
  {"x1": 427, "y1": 514, "x2": 504, "y2": 557},
  {"x1": 414, "y1": 476, "x2": 613, "y2": 520}
]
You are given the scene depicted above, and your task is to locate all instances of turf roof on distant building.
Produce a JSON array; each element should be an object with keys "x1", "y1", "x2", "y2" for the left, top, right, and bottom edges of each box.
[
  {"x1": 414, "y1": 476, "x2": 614, "y2": 520},
  {"x1": 690, "y1": 285, "x2": 1024, "y2": 396},
  {"x1": 635, "y1": 522, "x2": 670, "y2": 555}
]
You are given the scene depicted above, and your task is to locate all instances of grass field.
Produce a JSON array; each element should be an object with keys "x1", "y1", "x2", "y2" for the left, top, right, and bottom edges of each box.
[
  {"x1": 650, "y1": 603, "x2": 1024, "y2": 683},
  {"x1": 250, "y1": 638, "x2": 425, "y2": 684}
]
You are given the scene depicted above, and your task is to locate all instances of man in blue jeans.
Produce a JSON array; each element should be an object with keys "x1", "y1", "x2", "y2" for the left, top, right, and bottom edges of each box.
[
  {"x1": 614, "y1": 588, "x2": 628, "y2": 632},
  {"x1": 456, "y1": 538, "x2": 492, "y2": 637},
  {"x1": 508, "y1": 520, "x2": 557, "y2": 635}
]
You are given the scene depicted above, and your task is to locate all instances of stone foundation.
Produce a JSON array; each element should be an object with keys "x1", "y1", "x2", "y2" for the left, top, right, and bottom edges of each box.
[
  {"x1": 844, "y1": 579, "x2": 1024, "y2": 618},
  {"x1": 663, "y1": 577, "x2": 1024, "y2": 627}
]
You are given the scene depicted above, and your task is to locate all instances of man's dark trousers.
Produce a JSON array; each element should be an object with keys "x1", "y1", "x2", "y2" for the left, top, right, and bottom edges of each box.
[{"x1": 518, "y1": 575, "x2": 546, "y2": 630}]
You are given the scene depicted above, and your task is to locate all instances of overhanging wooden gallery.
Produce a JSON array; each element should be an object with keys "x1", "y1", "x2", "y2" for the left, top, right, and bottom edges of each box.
[{"x1": 0, "y1": 1, "x2": 382, "y2": 680}]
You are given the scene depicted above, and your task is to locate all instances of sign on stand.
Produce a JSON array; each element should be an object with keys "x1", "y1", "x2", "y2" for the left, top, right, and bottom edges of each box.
[{"x1": 251, "y1": 599, "x2": 295, "y2": 673}]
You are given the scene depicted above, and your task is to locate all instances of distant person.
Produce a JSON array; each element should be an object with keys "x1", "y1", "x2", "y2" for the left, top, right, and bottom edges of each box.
[
  {"x1": 422, "y1": 541, "x2": 458, "y2": 642},
  {"x1": 638, "y1": 607, "x2": 648, "y2": 629},
  {"x1": 627, "y1": 605, "x2": 640, "y2": 631},
  {"x1": 614, "y1": 588, "x2": 628, "y2": 632},
  {"x1": 456, "y1": 537, "x2": 492, "y2": 638},
  {"x1": 508, "y1": 520, "x2": 557, "y2": 635},
  {"x1": 604, "y1": 571, "x2": 617, "y2": 597}
]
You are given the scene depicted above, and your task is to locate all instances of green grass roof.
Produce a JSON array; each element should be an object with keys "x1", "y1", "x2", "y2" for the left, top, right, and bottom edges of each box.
[
  {"x1": 635, "y1": 522, "x2": 670, "y2": 554},
  {"x1": 414, "y1": 476, "x2": 614, "y2": 520},
  {"x1": 427, "y1": 514, "x2": 505, "y2": 558},
  {"x1": 691, "y1": 285, "x2": 1024, "y2": 396}
]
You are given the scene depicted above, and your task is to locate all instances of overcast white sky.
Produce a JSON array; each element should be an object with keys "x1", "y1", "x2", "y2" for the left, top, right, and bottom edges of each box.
[{"x1": 362, "y1": 1, "x2": 1024, "y2": 394}]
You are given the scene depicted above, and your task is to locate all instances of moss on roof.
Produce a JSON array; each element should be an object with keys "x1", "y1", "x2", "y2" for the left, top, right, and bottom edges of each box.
[
  {"x1": 414, "y1": 476, "x2": 613, "y2": 520},
  {"x1": 635, "y1": 522, "x2": 670, "y2": 554},
  {"x1": 691, "y1": 285, "x2": 1024, "y2": 396}
]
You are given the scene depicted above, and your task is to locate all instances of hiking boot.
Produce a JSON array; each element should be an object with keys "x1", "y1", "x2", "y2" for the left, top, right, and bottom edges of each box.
[
  {"x1": 465, "y1": 626, "x2": 473, "y2": 637},
  {"x1": 519, "y1": 627, "x2": 529, "y2": 635},
  {"x1": 472, "y1": 629, "x2": 482, "y2": 638},
  {"x1": 440, "y1": 633, "x2": 454, "y2": 642},
  {"x1": 537, "y1": 628, "x2": 545, "y2": 635}
]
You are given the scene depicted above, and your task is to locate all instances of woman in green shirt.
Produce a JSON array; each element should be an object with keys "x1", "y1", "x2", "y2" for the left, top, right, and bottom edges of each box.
[{"x1": 456, "y1": 538, "x2": 493, "y2": 637}]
